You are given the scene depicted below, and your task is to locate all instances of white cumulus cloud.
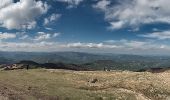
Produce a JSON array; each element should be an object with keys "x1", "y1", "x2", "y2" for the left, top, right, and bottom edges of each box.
[
  {"x1": 0, "y1": 0, "x2": 13, "y2": 9},
  {"x1": 94, "y1": 0, "x2": 170, "y2": 30},
  {"x1": 0, "y1": 0, "x2": 49, "y2": 30},
  {"x1": 44, "y1": 14, "x2": 61, "y2": 25},
  {"x1": 56, "y1": 0, "x2": 83, "y2": 8},
  {"x1": 139, "y1": 30, "x2": 170, "y2": 40},
  {"x1": 34, "y1": 32, "x2": 60, "y2": 41}
]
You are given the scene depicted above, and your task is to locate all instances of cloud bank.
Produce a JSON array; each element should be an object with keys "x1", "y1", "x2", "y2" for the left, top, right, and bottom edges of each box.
[{"x1": 0, "y1": 32, "x2": 16, "y2": 39}]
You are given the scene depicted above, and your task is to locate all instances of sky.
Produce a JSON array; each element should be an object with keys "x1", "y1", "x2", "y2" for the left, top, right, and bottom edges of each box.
[{"x1": 1, "y1": 0, "x2": 170, "y2": 55}]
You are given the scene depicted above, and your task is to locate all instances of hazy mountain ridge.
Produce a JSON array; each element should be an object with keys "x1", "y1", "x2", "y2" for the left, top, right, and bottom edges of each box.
[
  {"x1": 0, "y1": 51, "x2": 170, "y2": 71},
  {"x1": 0, "y1": 51, "x2": 112, "y2": 64}
]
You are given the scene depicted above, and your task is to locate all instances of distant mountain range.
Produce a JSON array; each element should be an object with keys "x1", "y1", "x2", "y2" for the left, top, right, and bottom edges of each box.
[
  {"x1": 0, "y1": 51, "x2": 112, "y2": 64},
  {"x1": 1, "y1": 51, "x2": 170, "y2": 71}
]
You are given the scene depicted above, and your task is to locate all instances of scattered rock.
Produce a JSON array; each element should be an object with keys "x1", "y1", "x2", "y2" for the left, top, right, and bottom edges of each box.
[
  {"x1": 3, "y1": 87, "x2": 7, "y2": 90},
  {"x1": 28, "y1": 87, "x2": 32, "y2": 90},
  {"x1": 90, "y1": 78, "x2": 98, "y2": 83}
]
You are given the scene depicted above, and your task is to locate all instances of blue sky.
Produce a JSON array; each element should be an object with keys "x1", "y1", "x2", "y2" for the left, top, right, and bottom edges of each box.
[{"x1": 1, "y1": 0, "x2": 170, "y2": 55}]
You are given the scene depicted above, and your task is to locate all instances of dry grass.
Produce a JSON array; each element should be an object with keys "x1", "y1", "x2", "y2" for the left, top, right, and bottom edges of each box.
[{"x1": 0, "y1": 69, "x2": 170, "y2": 100}]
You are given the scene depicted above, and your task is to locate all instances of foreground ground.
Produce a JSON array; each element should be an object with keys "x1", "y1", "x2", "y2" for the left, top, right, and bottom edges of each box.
[{"x1": 0, "y1": 69, "x2": 170, "y2": 100}]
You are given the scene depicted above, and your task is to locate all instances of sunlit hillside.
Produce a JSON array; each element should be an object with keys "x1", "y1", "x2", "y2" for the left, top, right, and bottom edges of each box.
[{"x1": 0, "y1": 69, "x2": 170, "y2": 100}]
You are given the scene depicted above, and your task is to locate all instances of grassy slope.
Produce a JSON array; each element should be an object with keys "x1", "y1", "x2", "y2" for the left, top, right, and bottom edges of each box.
[{"x1": 0, "y1": 69, "x2": 170, "y2": 100}]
